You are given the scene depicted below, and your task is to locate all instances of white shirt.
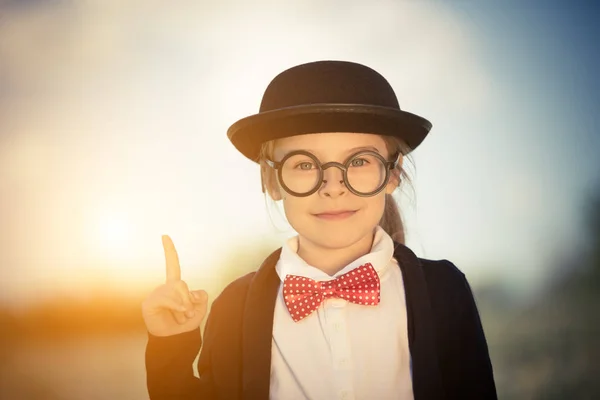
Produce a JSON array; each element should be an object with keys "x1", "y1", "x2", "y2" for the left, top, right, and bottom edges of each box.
[{"x1": 269, "y1": 226, "x2": 414, "y2": 400}]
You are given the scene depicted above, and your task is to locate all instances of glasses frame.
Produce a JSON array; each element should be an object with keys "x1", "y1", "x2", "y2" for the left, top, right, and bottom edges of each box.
[{"x1": 265, "y1": 149, "x2": 400, "y2": 197}]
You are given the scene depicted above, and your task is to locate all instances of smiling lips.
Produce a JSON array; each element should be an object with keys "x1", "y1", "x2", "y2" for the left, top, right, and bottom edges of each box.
[{"x1": 313, "y1": 210, "x2": 357, "y2": 220}]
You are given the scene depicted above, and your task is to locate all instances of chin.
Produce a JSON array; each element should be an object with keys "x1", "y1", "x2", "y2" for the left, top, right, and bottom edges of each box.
[{"x1": 294, "y1": 221, "x2": 375, "y2": 250}]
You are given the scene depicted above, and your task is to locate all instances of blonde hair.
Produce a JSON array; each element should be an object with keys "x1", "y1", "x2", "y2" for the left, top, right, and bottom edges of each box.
[{"x1": 258, "y1": 135, "x2": 414, "y2": 244}]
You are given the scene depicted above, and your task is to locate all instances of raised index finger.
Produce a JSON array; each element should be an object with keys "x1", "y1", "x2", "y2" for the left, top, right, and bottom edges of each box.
[{"x1": 162, "y1": 235, "x2": 181, "y2": 283}]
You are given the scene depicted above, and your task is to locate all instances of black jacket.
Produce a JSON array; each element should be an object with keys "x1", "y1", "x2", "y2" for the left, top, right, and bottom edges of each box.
[{"x1": 145, "y1": 242, "x2": 497, "y2": 399}]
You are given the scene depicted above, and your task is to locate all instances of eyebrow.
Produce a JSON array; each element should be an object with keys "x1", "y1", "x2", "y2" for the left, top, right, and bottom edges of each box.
[
  {"x1": 344, "y1": 146, "x2": 382, "y2": 155},
  {"x1": 283, "y1": 146, "x2": 382, "y2": 158}
]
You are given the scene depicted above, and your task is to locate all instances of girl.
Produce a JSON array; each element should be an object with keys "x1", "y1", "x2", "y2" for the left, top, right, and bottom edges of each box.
[{"x1": 142, "y1": 60, "x2": 497, "y2": 399}]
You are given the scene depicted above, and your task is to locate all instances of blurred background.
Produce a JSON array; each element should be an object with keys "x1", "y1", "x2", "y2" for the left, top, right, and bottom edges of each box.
[{"x1": 0, "y1": 0, "x2": 599, "y2": 398}]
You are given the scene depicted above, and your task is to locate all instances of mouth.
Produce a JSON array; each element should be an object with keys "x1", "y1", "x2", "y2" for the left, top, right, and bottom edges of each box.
[{"x1": 313, "y1": 210, "x2": 358, "y2": 221}]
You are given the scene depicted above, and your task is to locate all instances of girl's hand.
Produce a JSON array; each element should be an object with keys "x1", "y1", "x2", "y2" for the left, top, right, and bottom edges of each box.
[{"x1": 141, "y1": 235, "x2": 209, "y2": 337}]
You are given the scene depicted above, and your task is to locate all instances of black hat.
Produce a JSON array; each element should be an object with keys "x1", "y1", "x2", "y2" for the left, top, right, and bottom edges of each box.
[{"x1": 227, "y1": 60, "x2": 432, "y2": 163}]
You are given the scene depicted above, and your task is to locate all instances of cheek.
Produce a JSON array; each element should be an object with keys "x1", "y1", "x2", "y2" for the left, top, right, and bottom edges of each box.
[
  {"x1": 364, "y1": 195, "x2": 387, "y2": 219},
  {"x1": 281, "y1": 197, "x2": 308, "y2": 223}
]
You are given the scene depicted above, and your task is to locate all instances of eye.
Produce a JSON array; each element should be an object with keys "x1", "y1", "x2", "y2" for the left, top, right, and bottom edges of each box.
[
  {"x1": 296, "y1": 162, "x2": 315, "y2": 170},
  {"x1": 350, "y1": 158, "x2": 369, "y2": 167}
]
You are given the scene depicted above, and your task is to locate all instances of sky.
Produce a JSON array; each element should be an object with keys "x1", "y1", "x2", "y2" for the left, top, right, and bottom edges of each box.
[{"x1": 0, "y1": 0, "x2": 598, "y2": 307}]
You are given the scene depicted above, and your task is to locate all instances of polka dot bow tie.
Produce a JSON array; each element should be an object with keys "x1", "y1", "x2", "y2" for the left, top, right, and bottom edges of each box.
[{"x1": 283, "y1": 263, "x2": 381, "y2": 322}]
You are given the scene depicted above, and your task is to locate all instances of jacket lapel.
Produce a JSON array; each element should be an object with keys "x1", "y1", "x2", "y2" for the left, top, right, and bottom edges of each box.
[
  {"x1": 393, "y1": 242, "x2": 445, "y2": 399},
  {"x1": 240, "y1": 243, "x2": 445, "y2": 400},
  {"x1": 241, "y1": 248, "x2": 281, "y2": 400}
]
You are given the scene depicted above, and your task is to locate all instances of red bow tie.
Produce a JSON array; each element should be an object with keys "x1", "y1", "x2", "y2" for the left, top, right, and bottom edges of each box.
[{"x1": 283, "y1": 262, "x2": 381, "y2": 322}]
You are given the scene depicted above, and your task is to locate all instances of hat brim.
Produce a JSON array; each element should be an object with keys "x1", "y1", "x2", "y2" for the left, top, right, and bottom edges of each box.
[{"x1": 227, "y1": 103, "x2": 432, "y2": 163}]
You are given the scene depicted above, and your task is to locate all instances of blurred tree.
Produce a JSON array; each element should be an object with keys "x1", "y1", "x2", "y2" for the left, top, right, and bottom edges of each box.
[{"x1": 488, "y1": 181, "x2": 600, "y2": 399}]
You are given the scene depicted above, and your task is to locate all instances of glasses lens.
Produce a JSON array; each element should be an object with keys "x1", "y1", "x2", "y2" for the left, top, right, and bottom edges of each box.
[
  {"x1": 346, "y1": 153, "x2": 387, "y2": 194},
  {"x1": 281, "y1": 154, "x2": 320, "y2": 194}
]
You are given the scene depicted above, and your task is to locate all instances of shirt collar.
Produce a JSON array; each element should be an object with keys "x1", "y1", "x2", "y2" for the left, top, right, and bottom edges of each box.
[{"x1": 275, "y1": 225, "x2": 395, "y2": 282}]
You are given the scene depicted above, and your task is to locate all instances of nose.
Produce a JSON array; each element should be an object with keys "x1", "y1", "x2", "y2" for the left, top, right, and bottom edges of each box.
[{"x1": 320, "y1": 165, "x2": 346, "y2": 197}]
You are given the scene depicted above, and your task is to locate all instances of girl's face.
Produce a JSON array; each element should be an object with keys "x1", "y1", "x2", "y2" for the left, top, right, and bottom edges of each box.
[{"x1": 270, "y1": 132, "x2": 401, "y2": 249}]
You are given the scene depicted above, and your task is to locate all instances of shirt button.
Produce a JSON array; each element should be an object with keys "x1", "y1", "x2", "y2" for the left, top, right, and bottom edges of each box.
[
  {"x1": 340, "y1": 390, "x2": 349, "y2": 399},
  {"x1": 333, "y1": 322, "x2": 342, "y2": 331}
]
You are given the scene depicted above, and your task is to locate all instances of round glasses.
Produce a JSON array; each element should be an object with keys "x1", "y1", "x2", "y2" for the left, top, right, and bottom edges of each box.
[{"x1": 265, "y1": 150, "x2": 400, "y2": 197}]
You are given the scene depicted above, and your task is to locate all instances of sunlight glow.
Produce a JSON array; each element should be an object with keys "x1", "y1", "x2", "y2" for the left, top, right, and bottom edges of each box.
[{"x1": 93, "y1": 213, "x2": 134, "y2": 260}]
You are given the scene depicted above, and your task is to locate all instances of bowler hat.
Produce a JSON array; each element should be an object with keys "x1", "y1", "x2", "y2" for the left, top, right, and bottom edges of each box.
[{"x1": 227, "y1": 60, "x2": 432, "y2": 163}]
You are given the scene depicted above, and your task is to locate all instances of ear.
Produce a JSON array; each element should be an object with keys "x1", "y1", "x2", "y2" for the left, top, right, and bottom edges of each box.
[
  {"x1": 385, "y1": 157, "x2": 403, "y2": 194},
  {"x1": 270, "y1": 186, "x2": 283, "y2": 201},
  {"x1": 262, "y1": 169, "x2": 283, "y2": 201},
  {"x1": 385, "y1": 171, "x2": 400, "y2": 194}
]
